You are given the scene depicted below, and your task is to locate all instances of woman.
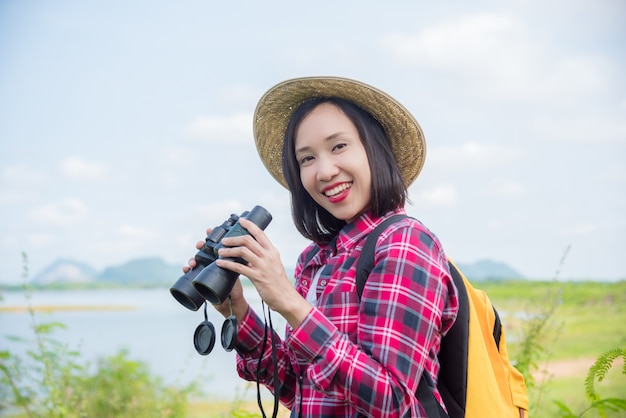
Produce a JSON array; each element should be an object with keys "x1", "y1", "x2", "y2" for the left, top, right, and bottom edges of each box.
[{"x1": 185, "y1": 77, "x2": 459, "y2": 417}]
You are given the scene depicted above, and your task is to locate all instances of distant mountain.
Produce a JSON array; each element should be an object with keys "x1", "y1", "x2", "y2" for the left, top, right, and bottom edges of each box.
[
  {"x1": 455, "y1": 259, "x2": 524, "y2": 281},
  {"x1": 29, "y1": 256, "x2": 524, "y2": 289},
  {"x1": 32, "y1": 258, "x2": 98, "y2": 285},
  {"x1": 97, "y1": 257, "x2": 181, "y2": 286},
  {"x1": 30, "y1": 257, "x2": 182, "y2": 288}
]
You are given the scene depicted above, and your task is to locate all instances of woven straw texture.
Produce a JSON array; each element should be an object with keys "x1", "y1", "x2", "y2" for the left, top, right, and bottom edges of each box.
[{"x1": 253, "y1": 76, "x2": 426, "y2": 189}]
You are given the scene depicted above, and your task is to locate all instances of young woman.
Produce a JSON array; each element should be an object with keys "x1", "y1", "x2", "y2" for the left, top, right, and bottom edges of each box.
[{"x1": 184, "y1": 77, "x2": 459, "y2": 417}]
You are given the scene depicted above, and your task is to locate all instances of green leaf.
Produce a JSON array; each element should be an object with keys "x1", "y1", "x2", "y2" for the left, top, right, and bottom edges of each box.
[{"x1": 552, "y1": 400, "x2": 577, "y2": 417}]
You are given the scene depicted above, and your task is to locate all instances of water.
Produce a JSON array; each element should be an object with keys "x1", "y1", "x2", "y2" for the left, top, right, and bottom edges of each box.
[{"x1": 0, "y1": 287, "x2": 286, "y2": 402}]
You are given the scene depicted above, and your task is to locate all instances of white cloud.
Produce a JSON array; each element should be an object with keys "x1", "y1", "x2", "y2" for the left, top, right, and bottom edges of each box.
[
  {"x1": 414, "y1": 184, "x2": 458, "y2": 208},
  {"x1": 383, "y1": 13, "x2": 527, "y2": 70},
  {"x1": 1, "y1": 165, "x2": 47, "y2": 187},
  {"x1": 380, "y1": 12, "x2": 613, "y2": 102},
  {"x1": 601, "y1": 163, "x2": 626, "y2": 183},
  {"x1": 0, "y1": 234, "x2": 18, "y2": 248},
  {"x1": 31, "y1": 198, "x2": 88, "y2": 225},
  {"x1": 192, "y1": 200, "x2": 247, "y2": 220},
  {"x1": 158, "y1": 146, "x2": 193, "y2": 166},
  {"x1": 486, "y1": 177, "x2": 525, "y2": 198},
  {"x1": 28, "y1": 233, "x2": 53, "y2": 246},
  {"x1": 428, "y1": 142, "x2": 524, "y2": 171},
  {"x1": 185, "y1": 113, "x2": 253, "y2": 143},
  {"x1": 381, "y1": 14, "x2": 531, "y2": 89},
  {"x1": 216, "y1": 84, "x2": 259, "y2": 105},
  {"x1": 117, "y1": 224, "x2": 159, "y2": 240},
  {"x1": 59, "y1": 156, "x2": 107, "y2": 180},
  {"x1": 487, "y1": 220, "x2": 503, "y2": 231},
  {"x1": 0, "y1": 189, "x2": 36, "y2": 205},
  {"x1": 561, "y1": 223, "x2": 597, "y2": 236},
  {"x1": 94, "y1": 224, "x2": 162, "y2": 253},
  {"x1": 533, "y1": 109, "x2": 626, "y2": 144}
]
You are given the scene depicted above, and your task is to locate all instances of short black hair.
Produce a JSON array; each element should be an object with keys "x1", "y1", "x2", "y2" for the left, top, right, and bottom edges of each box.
[{"x1": 282, "y1": 97, "x2": 407, "y2": 243}]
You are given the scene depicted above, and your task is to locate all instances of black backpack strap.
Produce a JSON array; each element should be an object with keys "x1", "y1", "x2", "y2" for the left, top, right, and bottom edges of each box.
[
  {"x1": 417, "y1": 372, "x2": 449, "y2": 417},
  {"x1": 355, "y1": 214, "x2": 409, "y2": 300},
  {"x1": 436, "y1": 260, "x2": 470, "y2": 417},
  {"x1": 355, "y1": 214, "x2": 450, "y2": 417},
  {"x1": 493, "y1": 307, "x2": 502, "y2": 350}
]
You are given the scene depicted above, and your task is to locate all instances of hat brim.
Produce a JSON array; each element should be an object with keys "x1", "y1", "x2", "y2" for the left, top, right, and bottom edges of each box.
[{"x1": 253, "y1": 76, "x2": 426, "y2": 189}]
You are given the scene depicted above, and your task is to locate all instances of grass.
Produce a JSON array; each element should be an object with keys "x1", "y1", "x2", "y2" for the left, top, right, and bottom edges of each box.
[
  {"x1": 3, "y1": 279, "x2": 624, "y2": 417},
  {"x1": 477, "y1": 279, "x2": 626, "y2": 417},
  {"x1": 183, "y1": 280, "x2": 626, "y2": 417},
  {"x1": 543, "y1": 366, "x2": 626, "y2": 418},
  {"x1": 187, "y1": 399, "x2": 290, "y2": 418},
  {"x1": 479, "y1": 280, "x2": 626, "y2": 360}
]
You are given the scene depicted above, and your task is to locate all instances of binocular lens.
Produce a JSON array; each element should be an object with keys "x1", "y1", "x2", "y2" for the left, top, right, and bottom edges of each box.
[
  {"x1": 221, "y1": 316, "x2": 238, "y2": 352},
  {"x1": 193, "y1": 321, "x2": 216, "y2": 356},
  {"x1": 170, "y1": 270, "x2": 208, "y2": 311}
]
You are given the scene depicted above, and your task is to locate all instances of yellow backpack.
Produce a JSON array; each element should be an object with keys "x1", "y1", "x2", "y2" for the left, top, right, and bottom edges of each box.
[{"x1": 356, "y1": 215, "x2": 529, "y2": 417}]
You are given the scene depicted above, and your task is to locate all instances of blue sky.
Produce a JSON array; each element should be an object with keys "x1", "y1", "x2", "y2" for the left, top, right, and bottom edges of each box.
[{"x1": 1, "y1": 0, "x2": 625, "y2": 284}]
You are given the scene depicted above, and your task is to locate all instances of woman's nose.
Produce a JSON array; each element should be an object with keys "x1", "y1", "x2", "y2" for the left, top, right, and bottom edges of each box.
[{"x1": 316, "y1": 156, "x2": 340, "y2": 181}]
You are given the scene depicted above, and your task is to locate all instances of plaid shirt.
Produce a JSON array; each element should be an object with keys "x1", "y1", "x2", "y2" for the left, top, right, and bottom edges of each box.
[{"x1": 235, "y1": 209, "x2": 459, "y2": 417}]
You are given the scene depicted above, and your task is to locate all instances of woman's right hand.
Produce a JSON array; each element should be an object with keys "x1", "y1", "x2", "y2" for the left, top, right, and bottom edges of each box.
[{"x1": 183, "y1": 228, "x2": 249, "y2": 321}]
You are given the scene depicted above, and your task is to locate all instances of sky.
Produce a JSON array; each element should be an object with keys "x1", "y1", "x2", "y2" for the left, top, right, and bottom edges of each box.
[{"x1": 0, "y1": 0, "x2": 624, "y2": 284}]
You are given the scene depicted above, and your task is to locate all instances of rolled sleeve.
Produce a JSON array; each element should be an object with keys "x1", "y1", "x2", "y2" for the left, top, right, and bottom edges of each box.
[
  {"x1": 234, "y1": 305, "x2": 266, "y2": 353},
  {"x1": 287, "y1": 306, "x2": 336, "y2": 362}
]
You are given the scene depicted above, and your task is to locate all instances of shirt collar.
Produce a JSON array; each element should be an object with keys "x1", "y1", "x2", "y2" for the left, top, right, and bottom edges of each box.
[
  {"x1": 301, "y1": 208, "x2": 407, "y2": 269},
  {"x1": 335, "y1": 208, "x2": 407, "y2": 254}
]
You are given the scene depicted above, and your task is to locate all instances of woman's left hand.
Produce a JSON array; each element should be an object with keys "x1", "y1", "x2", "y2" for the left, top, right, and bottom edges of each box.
[{"x1": 216, "y1": 218, "x2": 312, "y2": 327}]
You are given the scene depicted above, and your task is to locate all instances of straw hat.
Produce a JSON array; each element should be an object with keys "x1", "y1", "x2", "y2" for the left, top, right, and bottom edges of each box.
[{"x1": 253, "y1": 76, "x2": 426, "y2": 189}]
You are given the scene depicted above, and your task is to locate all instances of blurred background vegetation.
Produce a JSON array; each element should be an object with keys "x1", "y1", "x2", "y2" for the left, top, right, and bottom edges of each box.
[{"x1": 1, "y1": 258, "x2": 624, "y2": 417}]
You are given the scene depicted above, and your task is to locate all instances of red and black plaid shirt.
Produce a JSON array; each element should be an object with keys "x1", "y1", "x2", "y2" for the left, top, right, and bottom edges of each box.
[{"x1": 235, "y1": 209, "x2": 459, "y2": 417}]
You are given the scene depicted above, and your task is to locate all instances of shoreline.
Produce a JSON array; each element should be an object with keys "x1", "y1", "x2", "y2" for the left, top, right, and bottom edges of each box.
[{"x1": 0, "y1": 305, "x2": 136, "y2": 313}]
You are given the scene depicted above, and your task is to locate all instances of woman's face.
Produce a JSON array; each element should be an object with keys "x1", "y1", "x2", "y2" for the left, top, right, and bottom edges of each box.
[{"x1": 294, "y1": 102, "x2": 372, "y2": 223}]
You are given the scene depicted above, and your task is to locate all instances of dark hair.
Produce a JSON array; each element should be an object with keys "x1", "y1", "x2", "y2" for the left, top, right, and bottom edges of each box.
[{"x1": 282, "y1": 97, "x2": 407, "y2": 242}]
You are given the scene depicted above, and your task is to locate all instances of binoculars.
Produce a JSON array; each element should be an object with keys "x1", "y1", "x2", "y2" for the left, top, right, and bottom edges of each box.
[
  {"x1": 170, "y1": 205, "x2": 272, "y2": 356},
  {"x1": 170, "y1": 205, "x2": 272, "y2": 310}
]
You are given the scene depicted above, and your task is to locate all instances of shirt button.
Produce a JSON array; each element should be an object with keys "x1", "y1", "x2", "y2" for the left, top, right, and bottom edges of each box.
[
  {"x1": 320, "y1": 279, "x2": 327, "y2": 286},
  {"x1": 302, "y1": 280, "x2": 308, "y2": 286}
]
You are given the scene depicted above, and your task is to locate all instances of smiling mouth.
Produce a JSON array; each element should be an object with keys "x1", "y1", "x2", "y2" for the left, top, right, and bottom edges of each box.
[{"x1": 323, "y1": 182, "x2": 352, "y2": 197}]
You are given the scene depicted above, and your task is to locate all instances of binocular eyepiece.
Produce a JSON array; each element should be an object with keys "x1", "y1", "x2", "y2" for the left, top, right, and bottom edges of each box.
[{"x1": 170, "y1": 205, "x2": 272, "y2": 310}]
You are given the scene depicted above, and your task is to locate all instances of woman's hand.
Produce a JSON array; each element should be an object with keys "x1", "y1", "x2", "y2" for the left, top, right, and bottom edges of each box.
[
  {"x1": 183, "y1": 228, "x2": 249, "y2": 321},
  {"x1": 215, "y1": 218, "x2": 312, "y2": 328}
]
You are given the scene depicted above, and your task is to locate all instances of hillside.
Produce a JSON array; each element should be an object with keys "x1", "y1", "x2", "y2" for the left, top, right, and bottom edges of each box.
[
  {"x1": 17, "y1": 257, "x2": 525, "y2": 289},
  {"x1": 26, "y1": 257, "x2": 181, "y2": 288},
  {"x1": 455, "y1": 259, "x2": 524, "y2": 281}
]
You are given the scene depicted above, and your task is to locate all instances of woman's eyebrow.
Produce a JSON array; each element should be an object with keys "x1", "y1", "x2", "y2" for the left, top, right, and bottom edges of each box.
[{"x1": 295, "y1": 132, "x2": 351, "y2": 155}]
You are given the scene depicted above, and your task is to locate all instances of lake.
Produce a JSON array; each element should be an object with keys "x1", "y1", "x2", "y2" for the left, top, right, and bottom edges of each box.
[{"x1": 0, "y1": 286, "x2": 286, "y2": 402}]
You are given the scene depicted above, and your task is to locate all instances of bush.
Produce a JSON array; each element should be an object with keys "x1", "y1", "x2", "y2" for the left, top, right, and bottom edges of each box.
[{"x1": 0, "y1": 253, "x2": 197, "y2": 417}]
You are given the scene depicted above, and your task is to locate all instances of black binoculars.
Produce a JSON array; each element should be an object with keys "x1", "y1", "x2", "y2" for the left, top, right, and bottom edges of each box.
[
  {"x1": 170, "y1": 205, "x2": 272, "y2": 356},
  {"x1": 170, "y1": 205, "x2": 272, "y2": 310}
]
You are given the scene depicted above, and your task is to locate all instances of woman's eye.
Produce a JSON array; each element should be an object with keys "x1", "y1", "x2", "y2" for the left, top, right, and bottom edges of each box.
[
  {"x1": 298, "y1": 155, "x2": 313, "y2": 165},
  {"x1": 333, "y1": 143, "x2": 347, "y2": 152}
]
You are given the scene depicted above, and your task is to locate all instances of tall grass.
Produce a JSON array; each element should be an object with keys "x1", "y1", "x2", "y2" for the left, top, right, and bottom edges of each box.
[{"x1": 479, "y1": 245, "x2": 626, "y2": 417}]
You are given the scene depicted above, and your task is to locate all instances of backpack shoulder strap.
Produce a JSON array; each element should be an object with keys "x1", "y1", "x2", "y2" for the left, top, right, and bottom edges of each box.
[
  {"x1": 437, "y1": 260, "x2": 470, "y2": 417},
  {"x1": 355, "y1": 214, "x2": 409, "y2": 300},
  {"x1": 355, "y1": 214, "x2": 450, "y2": 417}
]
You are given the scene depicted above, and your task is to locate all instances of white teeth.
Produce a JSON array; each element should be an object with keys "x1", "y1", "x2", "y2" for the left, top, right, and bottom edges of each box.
[{"x1": 324, "y1": 183, "x2": 352, "y2": 197}]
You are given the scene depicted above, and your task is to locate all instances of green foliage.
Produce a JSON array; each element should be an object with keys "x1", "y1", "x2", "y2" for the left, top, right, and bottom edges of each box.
[
  {"x1": 585, "y1": 347, "x2": 626, "y2": 402},
  {"x1": 552, "y1": 347, "x2": 626, "y2": 418},
  {"x1": 74, "y1": 349, "x2": 194, "y2": 417},
  {"x1": 511, "y1": 246, "x2": 569, "y2": 418},
  {"x1": 503, "y1": 245, "x2": 626, "y2": 417},
  {"x1": 514, "y1": 284, "x2": 562, "y2": 390},
  {"x1": 0, "y1": 252, "x2": 198, "y2": 418}
]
